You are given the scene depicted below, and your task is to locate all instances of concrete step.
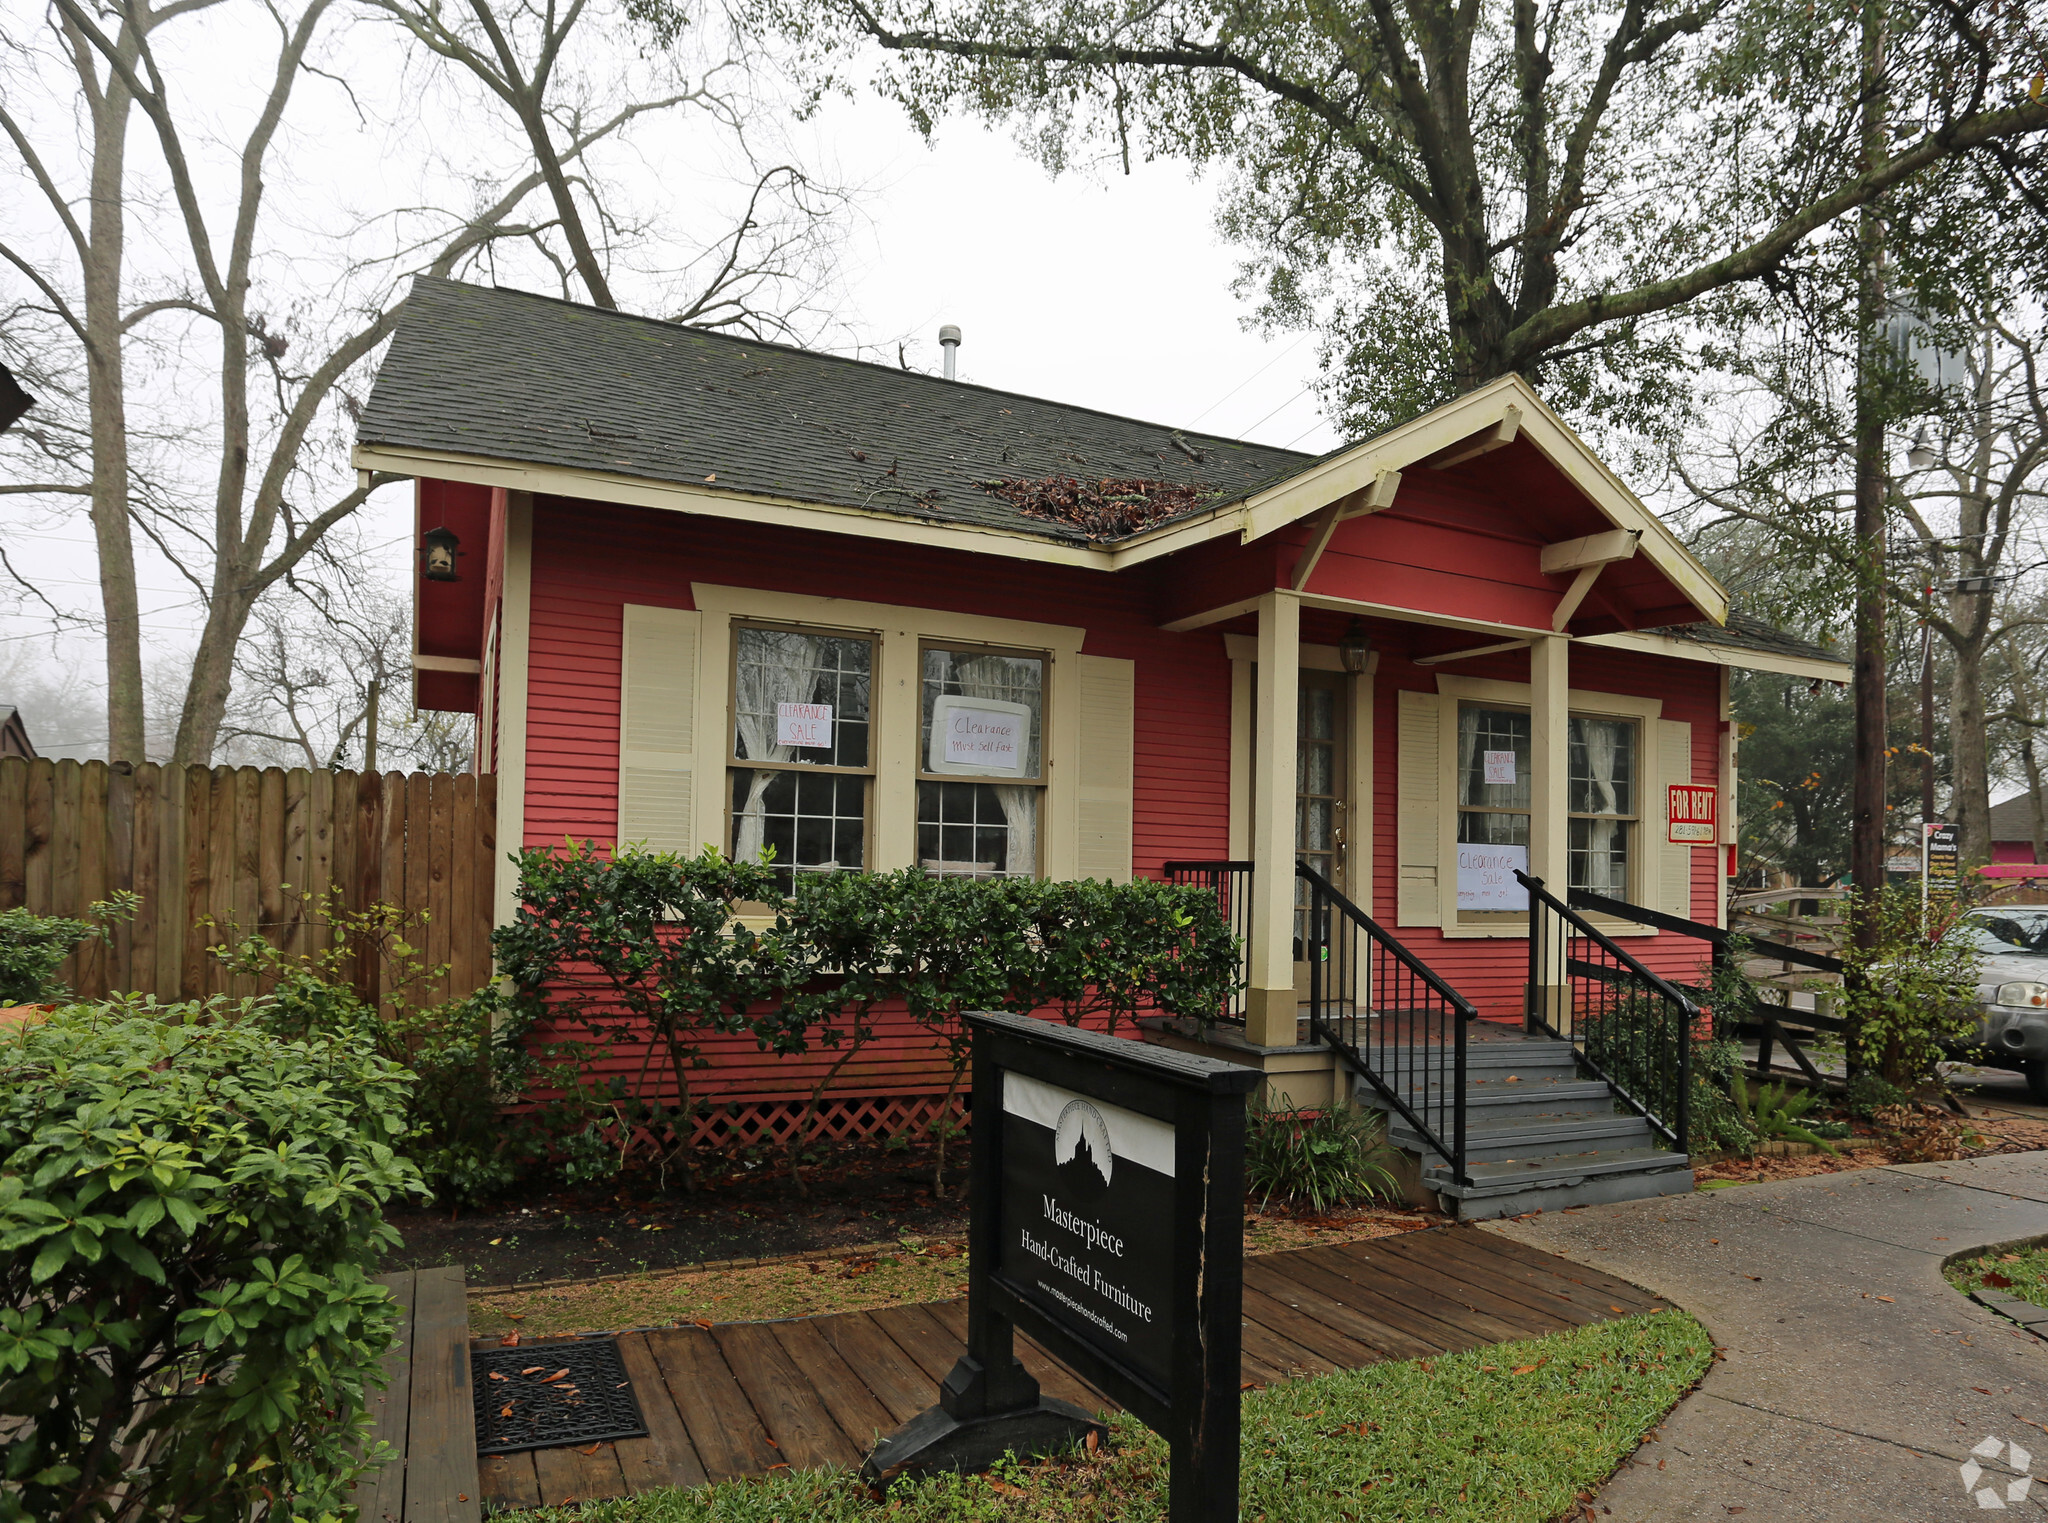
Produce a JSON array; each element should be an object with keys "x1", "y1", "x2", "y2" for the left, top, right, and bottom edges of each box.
[
  {"x1": 1358, "y1": 1074, "x2": 1613, "y2": 1122},
  {"x1": 1426, "y1": 1148, "x2": 1695, "y2": 1221},
  {"x1": 1384, "y1": 1109, "x2": 1658, "y2": 1164}
]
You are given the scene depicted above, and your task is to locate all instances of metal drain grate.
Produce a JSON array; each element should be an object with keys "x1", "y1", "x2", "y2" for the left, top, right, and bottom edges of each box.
[{"x1": 472, "y1": 1338, "x2": 649, "y2": 1456}]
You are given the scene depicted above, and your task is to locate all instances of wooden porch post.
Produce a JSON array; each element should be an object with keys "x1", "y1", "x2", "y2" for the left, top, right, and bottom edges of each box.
[
  {"x1": 1247, "y1": 592, "x2": 1300, "y2": 1048},
  {"x1": 1529, "y1": 634, "x2": 1570, "y2": 1028}
]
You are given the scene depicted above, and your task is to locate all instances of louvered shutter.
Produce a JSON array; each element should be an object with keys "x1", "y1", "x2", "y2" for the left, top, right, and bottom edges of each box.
[
  {"x1": 1075, "y1": 654, "x2": 1135, "y2": 881},
  {"x1": 1396, "y1": 690, "x2": 1441, "y2": 925},
  {"x1": 617, "y1": 604, "x2": 702, "y2": 852},
  {"x1": 1655, "y1": 718, "x2": 1695, "y2": 919}
]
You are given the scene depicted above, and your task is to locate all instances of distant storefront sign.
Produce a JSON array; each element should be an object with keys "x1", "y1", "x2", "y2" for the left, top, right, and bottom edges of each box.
[{"x1": 1924, "y1": 822, "x2": 1961, "y2": 908}]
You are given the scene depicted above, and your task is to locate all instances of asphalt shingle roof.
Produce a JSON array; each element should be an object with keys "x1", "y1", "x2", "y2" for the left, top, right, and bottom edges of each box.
[
  {"x1": 1647, "y1": 611, "x2": 1843, "y2": 668},
  {"x1": 356, "y1": 277, "x2": 1319, "y2": 546}
]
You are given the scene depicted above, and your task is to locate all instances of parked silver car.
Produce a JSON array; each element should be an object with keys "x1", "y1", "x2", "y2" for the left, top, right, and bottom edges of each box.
[{"x1": 1951, "y1": 908, "x2": 2048, "y2": 1099}]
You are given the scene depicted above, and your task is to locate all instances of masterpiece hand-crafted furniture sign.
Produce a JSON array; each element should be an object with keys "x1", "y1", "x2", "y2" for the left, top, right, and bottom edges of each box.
[{"x1": 863, "y1": 1012, "x2": 1260, "y2": 1523}]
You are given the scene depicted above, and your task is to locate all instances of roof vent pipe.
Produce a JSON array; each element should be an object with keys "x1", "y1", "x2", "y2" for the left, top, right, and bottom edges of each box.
[{"x1": 938, "y1": 324, "x2": 961, "y2": 381}]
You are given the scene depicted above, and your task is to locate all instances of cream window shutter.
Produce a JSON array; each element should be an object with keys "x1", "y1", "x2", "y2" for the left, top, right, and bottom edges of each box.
[
  {"x1": 1655, "y1": 719, "x2": 1695, "y2": 919},
  {"x1": 1075, "y1": 654, "x2": 1135, "y2": 881},
  {"x1": 618, "y1": 604, "x2": 702, "y2": 852},
  {"x1": 1396, "y1": 690, "x2": 1441, "y2": 925}
]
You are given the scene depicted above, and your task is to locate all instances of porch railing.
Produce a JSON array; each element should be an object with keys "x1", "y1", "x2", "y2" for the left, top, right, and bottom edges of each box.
[
  {"x1": 1163, "y1": 859, "x2": 1253, "y2": 1024},
  {"x1": 1518, "y1": 871, "x2": 1698, "y2": 1154},
  {"x1": 1299, "y1": 862, "x2": 1478, "y2": 1187}
]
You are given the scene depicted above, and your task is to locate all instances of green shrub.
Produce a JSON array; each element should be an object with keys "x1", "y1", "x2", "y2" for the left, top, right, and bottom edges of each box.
[
  {"x1": 1729, "y1": 1073, "x2": 1840, "y2": 1155},
  {"x1": 1845, "y1": 1072, "x2": 1907, "y2": 1118},
  {"x1": 1245, "y1": 1098, "x2": 1398, "y2": 1213},
  {"x1": 0, "y1": 1001, "x2": 427, "y2": 1523},
  {"x1": 0, "y1": 896, "x2": 136, "y2": 1006},
  {"x1": 211, "y1": 896, "x2": 544, "y2": 1207},
  {"x1": 1838, "y1": 886, "x2": 1981, "y2": 1087}
]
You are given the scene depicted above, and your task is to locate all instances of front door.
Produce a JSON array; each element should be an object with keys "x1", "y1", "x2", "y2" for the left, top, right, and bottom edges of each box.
[{"x1": 1294, "y1": 671, "x2": 1347, "y2": 1001}]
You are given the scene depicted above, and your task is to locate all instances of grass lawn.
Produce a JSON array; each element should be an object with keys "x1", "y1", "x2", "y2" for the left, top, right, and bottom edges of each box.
[
  {"x1": 1946, "y1": 1243, "x2": 2048, "y2": 1305},
  {"x1": 499, "y1": 1310, "x2": 1712, "y2": 1522}
]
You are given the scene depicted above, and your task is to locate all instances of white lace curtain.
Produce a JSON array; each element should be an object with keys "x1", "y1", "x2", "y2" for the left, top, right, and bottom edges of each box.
[
  {"x1": 1571, "y1": 717, "x2": 1629, "y2": 893},
  {"x1": 953, "y1": 654, "x2": 1041, "y2": 877},
  {"x1": 734, "y1": 630, "x2": 820, "y2": 864}
]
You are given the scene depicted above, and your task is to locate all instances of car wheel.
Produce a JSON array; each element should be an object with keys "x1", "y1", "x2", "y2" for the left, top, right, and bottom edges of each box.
[{"x1": 2026, "y1": 1060, "x2": 2048, "y2": 1105}]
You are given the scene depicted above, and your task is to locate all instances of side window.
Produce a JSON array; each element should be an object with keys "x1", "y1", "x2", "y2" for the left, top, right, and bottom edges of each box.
[
  {"x1": 728, "y1": 624, "x2": 874, "y2": 887},
  {"x1": 1455, "y1": 704, "x2": 1531, "y2": 850},
  {"x1": 1568, "y1": 715, "x2": 1636, "y2": 896},
  {"x1": 916, "y1": 645, "x2": 1046, "y2": 878}
]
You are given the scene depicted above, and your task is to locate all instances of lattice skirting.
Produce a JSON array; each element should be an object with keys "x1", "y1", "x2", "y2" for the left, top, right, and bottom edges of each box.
[{"x1": 607, "y1": 1092, "x2": 971, "y2": 1158}]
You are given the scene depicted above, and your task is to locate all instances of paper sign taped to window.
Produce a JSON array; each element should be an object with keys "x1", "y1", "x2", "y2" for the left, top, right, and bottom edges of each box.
[
  {"x1": 1666, "y1": 784, "x2": 1716, "y2": 843},
  {"x1": 1457, "y1": 844, "x2": 1528, "y2": 910},
  {"x1": 929, "y1": 695, "x2": 1031, "y2": 775},
  {"x1": 777, "y1": 702, "x2": 833, "y2": 750},
  {"x1": 1483, "y1": 750, "x2": 1518, "y2": 786}
]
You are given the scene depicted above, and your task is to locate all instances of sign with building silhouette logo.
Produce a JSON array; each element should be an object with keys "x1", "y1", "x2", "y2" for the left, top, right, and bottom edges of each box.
[
  {"x1": 998, "y1": 1071, "x2": 1177, "y2": 1386},
  {"x1": 861, "y1": 1012, "x2": 1257, "y2": 1523}
]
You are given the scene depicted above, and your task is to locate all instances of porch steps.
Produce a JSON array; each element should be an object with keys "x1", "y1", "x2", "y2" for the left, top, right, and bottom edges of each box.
[{"x1": 1353, "y1": 1035, "x2": 1693, "y2": 1220}]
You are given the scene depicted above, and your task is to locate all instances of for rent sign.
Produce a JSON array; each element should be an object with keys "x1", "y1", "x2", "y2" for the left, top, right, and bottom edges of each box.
[{"x1": 1667, "y1": 784, "x2": 1717, "y2": 844}]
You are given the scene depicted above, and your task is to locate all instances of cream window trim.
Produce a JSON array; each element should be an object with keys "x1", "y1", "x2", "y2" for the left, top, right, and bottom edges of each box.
[
  {"x1": 1430, "y1": 673, "x2": 1662, "y2": 938},
  {"x1": 689, "y1": 584, "x2": 1086, "y2": 877}
]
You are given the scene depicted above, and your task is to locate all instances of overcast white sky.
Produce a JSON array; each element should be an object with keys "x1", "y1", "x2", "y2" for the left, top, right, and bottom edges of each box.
[{"x1": 0, "y1": 17, "x2": 1341, "y2": 755}]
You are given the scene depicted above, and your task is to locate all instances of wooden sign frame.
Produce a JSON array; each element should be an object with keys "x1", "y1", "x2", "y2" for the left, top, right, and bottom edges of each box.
[{"x1": 863, "y1": 1012, "x2": 1258, "y2": 1523}]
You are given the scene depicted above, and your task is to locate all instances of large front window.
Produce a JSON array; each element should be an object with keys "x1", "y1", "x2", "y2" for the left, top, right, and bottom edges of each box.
[
  {"x1": 728, "y1": 624, "x2": 874, "y2": 885},
  {"x1": 1455, "y1": 702, "x2": 1639, "y2": 898},
  {"x1": 916, "y1": 645, "x2": 1045, "y2": 877}
]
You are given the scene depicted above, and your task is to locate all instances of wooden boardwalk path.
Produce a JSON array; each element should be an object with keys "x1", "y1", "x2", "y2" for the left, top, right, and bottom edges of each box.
[
  {"x1": 478, "y1": 1225, "x2": 1670, "y2": 1512},
  {"x1": 361, "y1": 1268, "x2": 482, "y2": 1523}
]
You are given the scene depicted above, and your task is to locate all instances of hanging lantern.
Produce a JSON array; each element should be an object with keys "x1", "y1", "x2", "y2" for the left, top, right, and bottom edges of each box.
[
  {"x1": 1338, "y1": 619, "x2": 1373, "y2": 675},
  {"x1": 421, "y1": 525, "x2": 460, "y2": 582}
]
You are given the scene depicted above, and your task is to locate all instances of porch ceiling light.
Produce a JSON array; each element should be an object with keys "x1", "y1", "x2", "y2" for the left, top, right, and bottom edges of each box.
[
  {"x1": 421, "y1": 525, "x2": 461, "y2": 582},
  {"x1": 1338, "y1": 621, "x2": 1373, "y2": 675}
]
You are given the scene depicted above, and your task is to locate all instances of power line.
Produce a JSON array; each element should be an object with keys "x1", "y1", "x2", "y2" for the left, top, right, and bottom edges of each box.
[
  {"x1": 1184, "y1": 334, "x2": 1310, "y2": 430},
  {"x1": 1241, "y1": 381, "x2": 1318, "y2": 440}
]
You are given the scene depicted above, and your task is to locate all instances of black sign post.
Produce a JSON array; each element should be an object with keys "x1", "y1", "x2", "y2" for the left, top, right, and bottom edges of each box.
[{"x1": 863, "y1": 1012, "x2": 1258, "y2": 1523}]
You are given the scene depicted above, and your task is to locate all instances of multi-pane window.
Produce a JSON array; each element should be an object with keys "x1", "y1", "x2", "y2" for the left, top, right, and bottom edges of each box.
[
  {"x1": 1455, "y1": 705, "x2": 1532, "y2": 850},
  {"x1": 1567, "y1": 715, "x2": 1636, "y2": 897},
  {"x1": 1455, "y1": 704, "x2": 1639, "y2": 900},
  {"x1": 916, "y1": 645, "x2": 1045, "y2": 877},
  {"x1": 728, "y1": 625, "x2": 873, "y2": 886}
]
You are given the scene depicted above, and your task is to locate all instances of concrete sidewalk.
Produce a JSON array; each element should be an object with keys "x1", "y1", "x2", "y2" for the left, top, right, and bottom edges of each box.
[{"x1": 1492, "y1": 1156, "x2": 2048, "y2": 1521}]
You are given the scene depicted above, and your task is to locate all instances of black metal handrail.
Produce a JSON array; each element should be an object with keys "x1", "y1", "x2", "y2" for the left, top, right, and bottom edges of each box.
[
  {"x1": 1518, "y1": 870, "x2": 1698, "y2": 1153},
  {"x1": 1298, "y1": 861, "x2": 1478, "y2": 1186},
  {"x1": 1162, "y1": 860, "x2": 1253, "y2": 1025}
]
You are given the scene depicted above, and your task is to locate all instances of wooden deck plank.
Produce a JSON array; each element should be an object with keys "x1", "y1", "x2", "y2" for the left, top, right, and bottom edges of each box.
[
  {"x1": 404, "y1": 1267, "x2": 481, "y2": 1523},
  {"x1": 1239, "y1": 1283, "x2": 1384, "y2": 1370},
  {"x1": 474, "y1": 1453, "x2": 541, "y2": 1514},
  {"x1": 644, "y1": 1326, "x2": 782, "y2": 1483},
  {"x1": 614, "y1": 1333, "x2": 710, "y2": 1495},
  {"x1": 1243, "y1": 1259, "x2": 1438, "y2": 1361},
  {"x1": 1235, "y1": 1306, "x2": 1339, "y2": 1382},
  {"x1": 531, "y1": 1438, "x2": 626, "y2": 1508},
  {"x1": 1314, "y1": 1242, "x2": 1541, "y2": 1343},
  {"x1": 865, "y1": 1302, "x2": 961, "y2": 1384},
  {"x1": 813, "y1": 1310, "x2": 942, "y2": 1425},
  {"x1": 1372, "y1": 1230, "x2": 1607, "y2": 1328},
  {"x1": 1361, "y1": 1235, "x2": 1578, "y2": 1336},
  {"x1": 712, "y1": 1321, "x2": 865, "y2": 1472},
  {"x1": 772, "y1": 1317, "x2": 901, "y2": 1457},
  {"x1": 357, "y1": 1272, "x2": 416, "y2": 1523},
  {"x1": 1457, "y1": 1229, "x2": 1669, "y2": 1312},
  {"x1": 1260, "y1": 1251, "x2": 1475, "y2": 1353}
]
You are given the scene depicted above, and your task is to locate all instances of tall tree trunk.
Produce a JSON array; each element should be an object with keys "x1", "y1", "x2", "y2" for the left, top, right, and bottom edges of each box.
[
  {"x1": 171, "y1": 585, "x2": 254, "y2": 764},
  {"x1": 2026, "y1": 738, "x2": 2046, "y2": 864},
  {"x1": 1846, "y1": 0, "x2": 1889, "y2": 1070},
  {"x1": 1949, "y1": 608, "x2": 1991, "y2": 865},
  {"x1": 74, "y1": 17, "x2": 147, "y2": 762}
]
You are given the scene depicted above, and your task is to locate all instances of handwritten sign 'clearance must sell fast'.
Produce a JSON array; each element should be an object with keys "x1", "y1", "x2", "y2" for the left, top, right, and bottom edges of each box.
[
  {"x1": 1457, "y1": 843, "x2": 1529, "y2": 910},
  {"x1": 776, "y1": 702, "x2": 833, "y2": 750},
  {"x1": 929, "y1": 696, "x2": 1031, "y2": 775}
]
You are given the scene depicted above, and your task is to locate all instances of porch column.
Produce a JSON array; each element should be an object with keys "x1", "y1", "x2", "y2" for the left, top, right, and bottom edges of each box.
[
  {"x1": 1528, "y1": 633, "x2": 1569, "y2": 1027},
  {"x1": 1247, "y1": 591, "x2": 1300, "y2": 1048}
]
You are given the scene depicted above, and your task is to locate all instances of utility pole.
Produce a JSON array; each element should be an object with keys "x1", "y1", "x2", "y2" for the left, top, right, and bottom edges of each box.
[{"x1": 364, "y1": 675, "x2": 381, "y2": 775}]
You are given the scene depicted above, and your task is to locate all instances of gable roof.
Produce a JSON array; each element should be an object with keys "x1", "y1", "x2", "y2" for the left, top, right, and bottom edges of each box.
[
  {"x1": 1991, "y1": 793, "x2": 2040, "y2": 842},
  {"x1": 355, "y1": 277, "x2": 1317, "y2": 548}
]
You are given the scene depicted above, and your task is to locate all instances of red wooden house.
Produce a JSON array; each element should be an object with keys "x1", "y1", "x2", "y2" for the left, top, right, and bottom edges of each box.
[{"x1": 355, "y1": 278, "x2": 1847, "y2": 1216}]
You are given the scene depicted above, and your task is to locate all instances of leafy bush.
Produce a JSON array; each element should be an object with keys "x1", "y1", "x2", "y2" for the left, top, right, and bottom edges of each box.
[
  {"x1": 211, "y1": 895, "x2": 543, "y2": 1207},
  {"x1": 1729, "y1": 1073, "x2": 1840, "y2": 1155},
  {"x1": 1838, "y1": 886, "x2": 1981, "y2": 1088},
  {"x1": 0, "y1": 895, "x2": 136, "y2": 1006},
  {"x1": 0, "y1": 1002, "x2": 427, "y2": 1523},
  {"x1": 1244, "y1": 1098, "x2": 1398, "y2": 1213},
  {"x1": 1845, "y1": 1072, "x2": 1908, "y2": 1118}
]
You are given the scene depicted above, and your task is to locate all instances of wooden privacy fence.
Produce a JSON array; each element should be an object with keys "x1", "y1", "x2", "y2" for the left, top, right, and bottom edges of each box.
[{"x1": 0, "y1": 758, "x2": 498, "y2": 1008}]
